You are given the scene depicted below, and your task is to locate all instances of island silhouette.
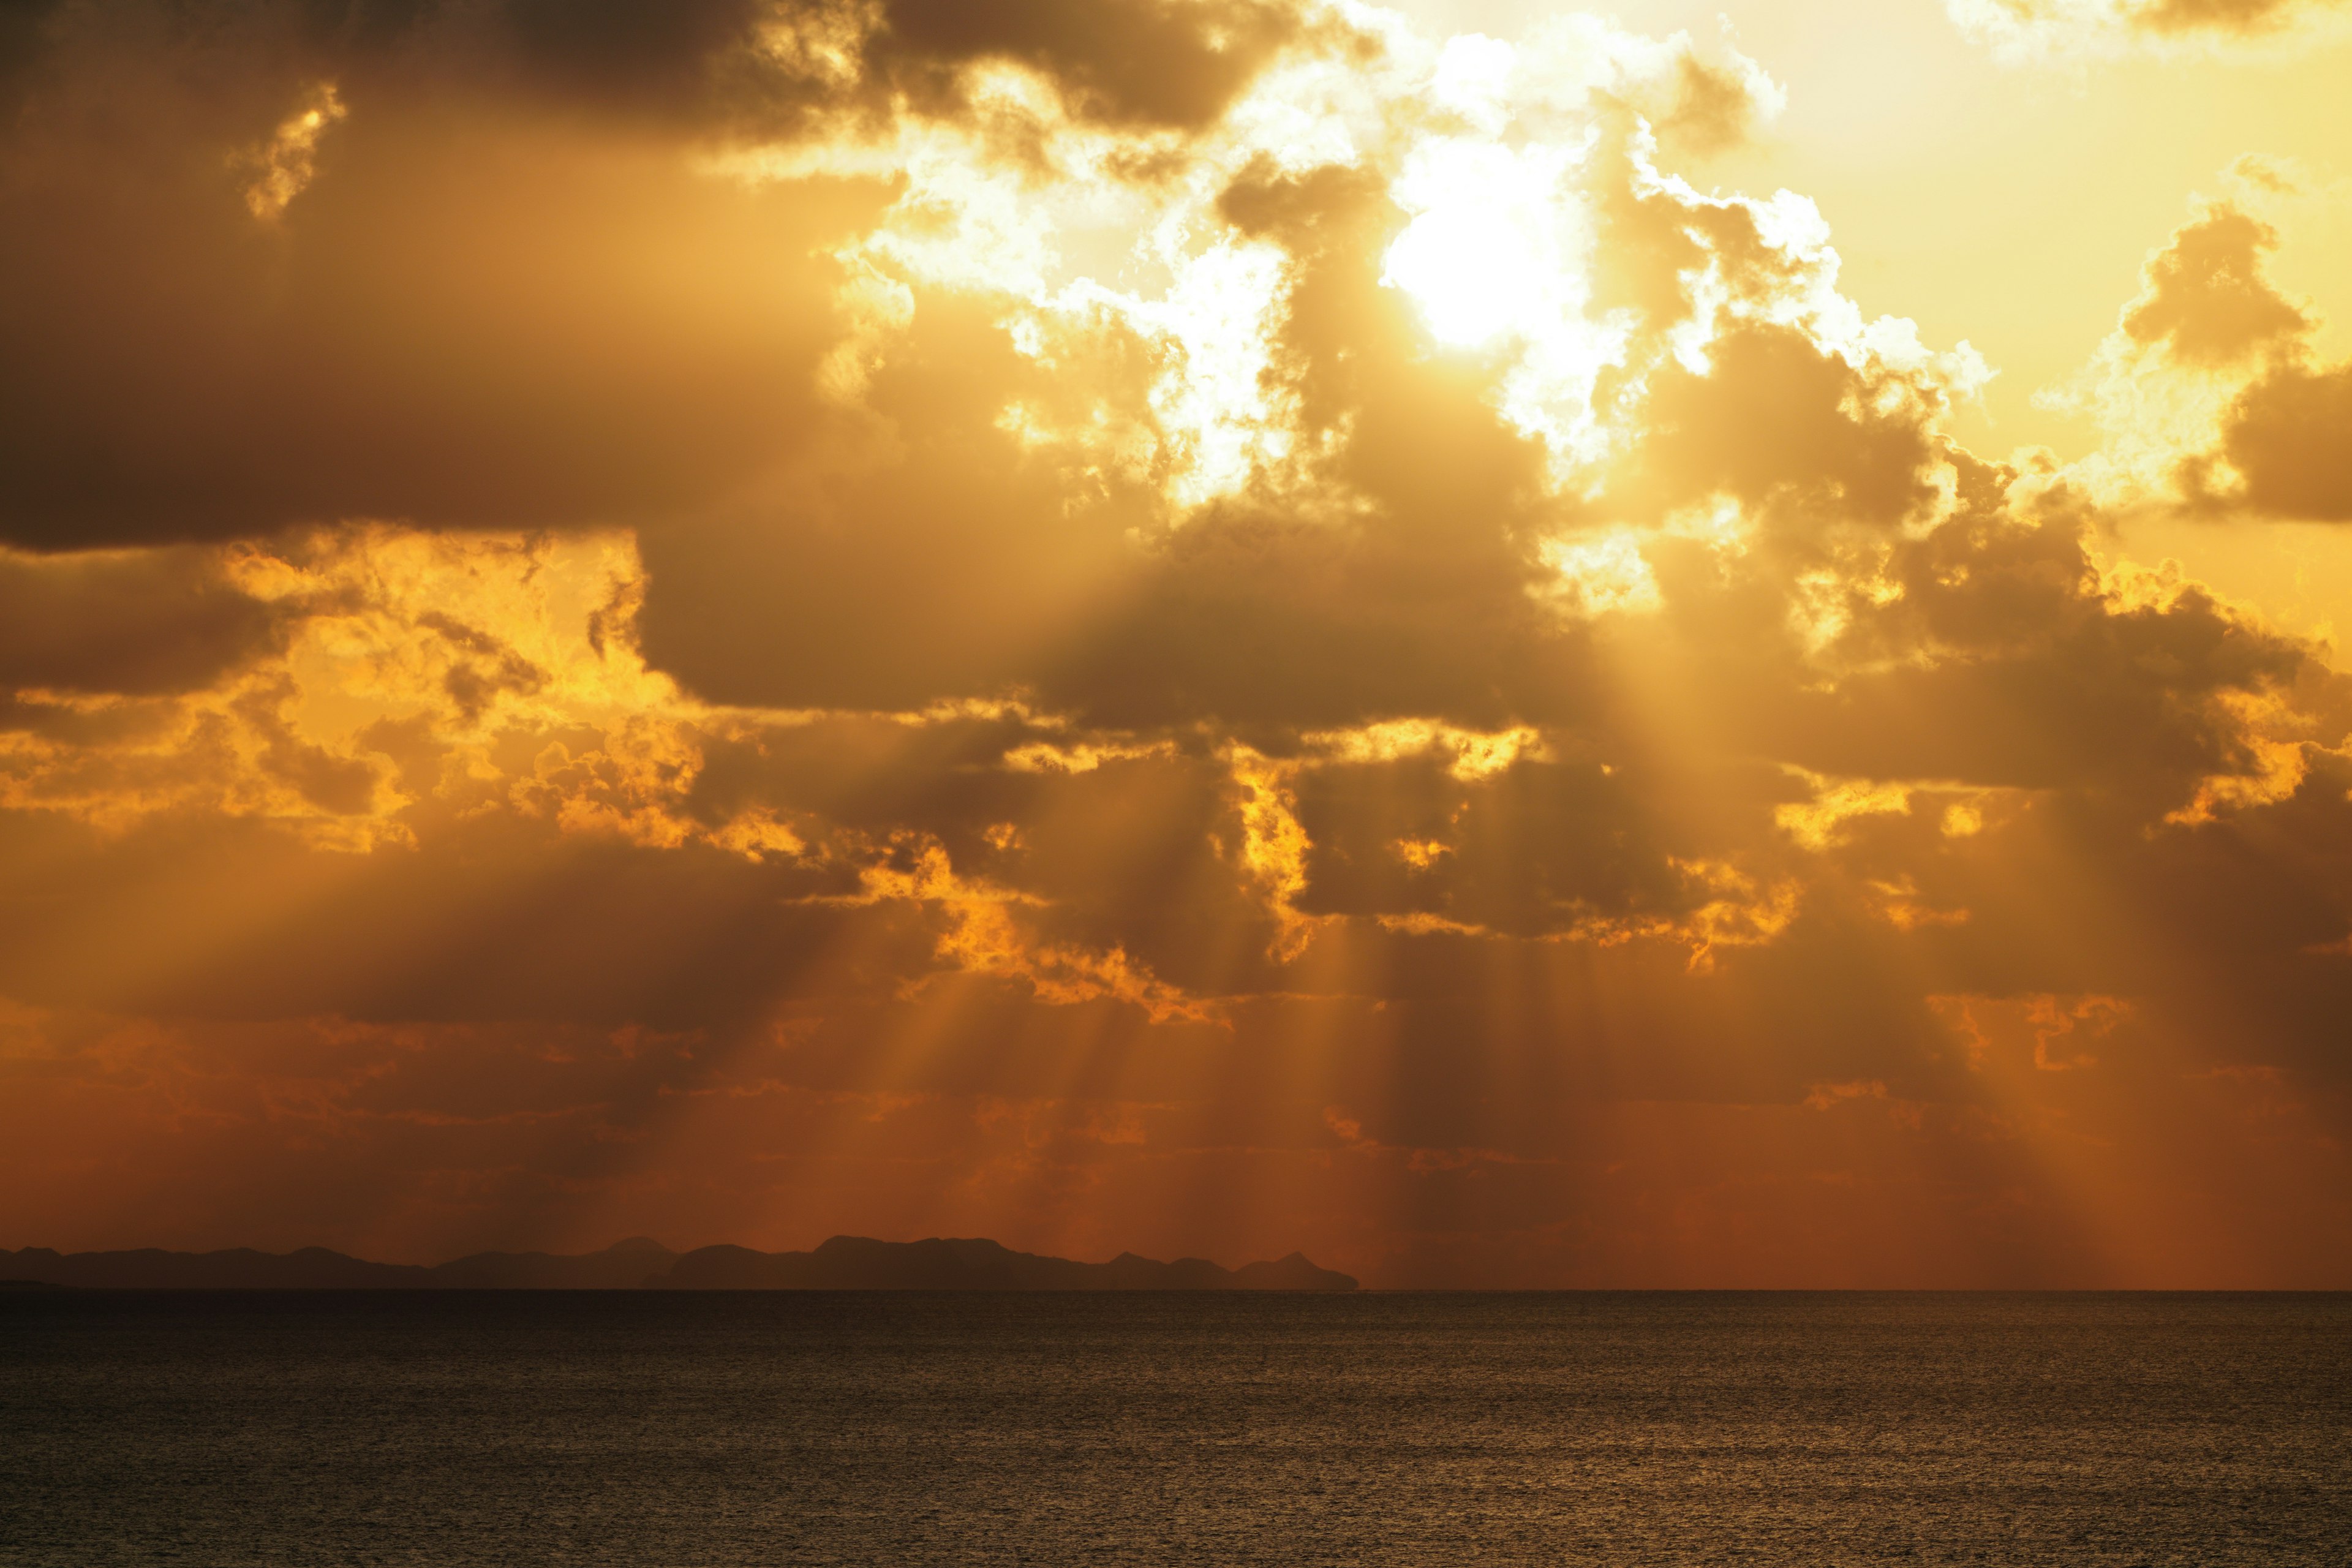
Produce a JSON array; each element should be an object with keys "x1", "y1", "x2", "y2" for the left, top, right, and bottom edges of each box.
[{"x1": 0, "y1": 1235, "x2": 1357, "y2": 1291}]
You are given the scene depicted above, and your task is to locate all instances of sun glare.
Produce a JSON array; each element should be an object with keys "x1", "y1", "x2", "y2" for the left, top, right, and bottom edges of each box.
[{"x1": 1381, "y1": 138, "x2": 1584, "y2": 349}]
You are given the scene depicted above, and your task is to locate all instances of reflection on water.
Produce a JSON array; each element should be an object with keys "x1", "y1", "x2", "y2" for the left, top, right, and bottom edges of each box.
[{"x1": 5, "y1": 1291, "x2": 2348, "y2": 1565}]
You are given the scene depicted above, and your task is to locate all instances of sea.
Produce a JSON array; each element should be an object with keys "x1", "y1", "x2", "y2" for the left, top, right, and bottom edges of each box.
[{"x1": 2, "y1": 1291, "x2": 2346, "y2": 1566}]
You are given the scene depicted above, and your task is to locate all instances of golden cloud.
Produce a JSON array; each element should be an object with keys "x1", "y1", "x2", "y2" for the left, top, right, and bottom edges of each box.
[
  {"x1": 2, "y1": 0, "x2": 2350, "y2": 1284},
  {"x1": 1948, "y1": 0, "x2": 2352, "y2": 59}
]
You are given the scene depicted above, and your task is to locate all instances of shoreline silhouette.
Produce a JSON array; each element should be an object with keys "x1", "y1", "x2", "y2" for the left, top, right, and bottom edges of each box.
[{"x1": 0, "y1": 1235, "x2": 1358, "y2": 1292}]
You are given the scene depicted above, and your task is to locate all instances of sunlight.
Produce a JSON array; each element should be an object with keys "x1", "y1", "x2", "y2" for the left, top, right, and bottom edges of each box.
[
  {"x1": 1539, "y1": 532, "x2": 1664, "y2": 617},
  {"x1": 13, "y1": 0, "x2": 2352, "y2": 1324},
  {"x1": 1381, "y1": 137, "x2": 1585, "y2": 350}
]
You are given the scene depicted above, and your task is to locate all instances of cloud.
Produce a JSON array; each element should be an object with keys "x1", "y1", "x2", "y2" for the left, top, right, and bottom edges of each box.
[
  {"x1": 2119, "y1": 206, "x2": 2310, "y2": 366},
  {"x1": 856, "y1": 0, "x2": 1308, "y2": 132},
  {"x1": 0, "y1": 0, "x2": 1312, "y2": 549},
  {"x1": 2050, "y1": 181, "x2": 2352, "y2": 520},
  {"x1": 2214, "y1": 360, "x2": 2352, "y2": 519},
  {"x1": 1948, "y1": 0, "x2": 2351, "y2": 59},
  {"x1": 0, "y1": 548, "x2": 278, "y2": 695},
  {"x1": 2, "y1": 1, "x2": 2350, "y2": 1283},
  {"x1": 0, "y1": 92, "x2": 880, "y2": 545}
]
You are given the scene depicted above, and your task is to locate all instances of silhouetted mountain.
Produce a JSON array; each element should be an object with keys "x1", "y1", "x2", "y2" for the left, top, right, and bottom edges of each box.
[
  {"x1": 0, "y1": 1238, "x2": 680, "y2": 1291},
  {"x1": 0, "y1": 1246, "x2": 431, "y2": 1289},
  {"x1": 0, "y1": 1236, "x2": 1357, "y2": 1291},
  {"x1": 657, "y1": 1235, "x2": 1358, "y2": 1291}
]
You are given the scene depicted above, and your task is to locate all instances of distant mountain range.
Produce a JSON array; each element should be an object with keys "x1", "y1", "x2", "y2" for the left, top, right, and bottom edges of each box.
[{"x1": 0, "y1": 1235, "x2": 1358, "y2": 1292}]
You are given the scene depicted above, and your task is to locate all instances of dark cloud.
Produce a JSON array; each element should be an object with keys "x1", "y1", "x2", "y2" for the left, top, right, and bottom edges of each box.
[
  {"x1": 7, "y1": 0, "x2": 1303, "y2": 130},
  {"x1": 2122, "y1": 206, "x2": 2309, "y2": 366},
  {"x1": 635, "y1": 293, "x2": 1158, "y2": 713},
  {"x1": 0, "y1": 548, "x2": 277, "y2": 694},
  {"x1": 1631, "y1": 325, "x2": 1939, "y2": 524},
  {"x1": 1760, "y1": 486, "x2": 2323, "y2": 801},
  {"x1": 0, "y1": 98, "x2": 879, "y2": 546},
  {"x1": 0, "y1": 0, "x2": 1306, "y2": 552},
  {"x1": 865, "y1": 0, "x2": 1307, "y2": 130},
  {"x1": 2106, "y1": 199, "x2": 2352, "y2": 521},
  {"x1": 2217, "y1": 361, "x2": 2352, "y2": 519},
  {"x1": 490, "y1": 0, "x2": 775, "y2": 116}
]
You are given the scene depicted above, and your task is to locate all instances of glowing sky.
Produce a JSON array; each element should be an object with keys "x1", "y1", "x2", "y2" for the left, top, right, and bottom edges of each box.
[{"x1": 4, "y1": 0, "x2": 2350, "y2": 1286}]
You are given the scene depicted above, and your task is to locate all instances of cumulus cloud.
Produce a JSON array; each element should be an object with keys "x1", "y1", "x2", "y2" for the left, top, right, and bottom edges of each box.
[
  {"x1": 1, "y1": 0, "x2": 2348, "y2": 1284},
  {"x1": 2051, "y1": 177, "x2": 2352, "y2": 521}
]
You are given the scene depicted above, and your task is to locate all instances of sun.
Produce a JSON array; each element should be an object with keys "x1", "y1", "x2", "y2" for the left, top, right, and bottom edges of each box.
[{"x1": 1380, "y1": 137, "x2": 1586, "y2": 350}]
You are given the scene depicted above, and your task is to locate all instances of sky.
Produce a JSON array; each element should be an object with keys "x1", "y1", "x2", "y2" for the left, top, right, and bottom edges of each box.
[{"x1": 2, "y1": 0, "x2": 2350, "y2": 1287}]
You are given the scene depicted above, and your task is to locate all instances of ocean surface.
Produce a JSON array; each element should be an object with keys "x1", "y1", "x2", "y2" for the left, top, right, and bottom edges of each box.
[{"x1": 2, "y1": 1291, "x2": 2346, "y2": 1566}]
